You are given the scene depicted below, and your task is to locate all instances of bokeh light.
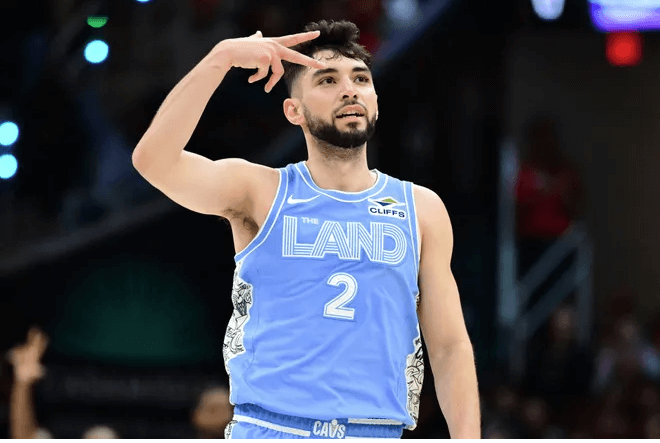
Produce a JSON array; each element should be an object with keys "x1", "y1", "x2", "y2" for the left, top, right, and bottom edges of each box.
[
  {"x1": 0, "y1": 153, "x2": 18, "y2": 179},
  {"x1": 0, "y1": 121, "x2": 19, "y2": 146},
  {"x1": 84, "y1": 40, "x2": 109, "y2": 64}
]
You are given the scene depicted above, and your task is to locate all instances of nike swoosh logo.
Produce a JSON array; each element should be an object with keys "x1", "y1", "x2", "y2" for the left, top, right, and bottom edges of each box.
[{"x1": 287, "y1": 195, "x2": 320, "y2": 204}]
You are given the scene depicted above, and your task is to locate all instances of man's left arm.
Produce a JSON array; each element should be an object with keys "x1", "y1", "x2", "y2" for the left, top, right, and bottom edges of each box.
[{"x1": 414, "y1": 185, "x2": 480, "y2": 439}]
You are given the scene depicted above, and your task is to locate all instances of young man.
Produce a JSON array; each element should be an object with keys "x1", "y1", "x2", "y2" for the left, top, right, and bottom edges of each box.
[{"x1": 132, "y1": 20, "x2": 480, "y2": 439}]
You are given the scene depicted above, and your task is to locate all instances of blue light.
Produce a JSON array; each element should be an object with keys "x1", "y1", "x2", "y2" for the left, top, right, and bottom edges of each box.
[
  {"x1": 135, "y1": 0, "x2": 152, "y2": 3},
  {"x1": 589, "y1": 1, "x2": 660, "y2": 32},
  {"x1": 84, "y1": 40, "x2": 109, "y2": 64},
  {"x1": 0, "y1": 121, "x2": 19, "y2": 146},
  {"x1": 386, "y1": 0, "x2": 420, "y2": 24},
  {"x1": 0, "y1": 154, "x2": 18, "y2": 179},
  {"x1": 531, "y1": 0, "x2": 566, "y2": 21}
]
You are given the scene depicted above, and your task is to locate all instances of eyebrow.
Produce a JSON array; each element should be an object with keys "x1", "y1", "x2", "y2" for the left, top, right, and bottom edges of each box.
[{"x1": 311, "y1": 66, "x2": 372, "y2": 81}]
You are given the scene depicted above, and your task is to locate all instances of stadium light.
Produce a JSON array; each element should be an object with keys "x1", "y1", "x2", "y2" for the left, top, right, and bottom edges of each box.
[
  {"x1": 589, "y1": 0, "x2": 660, "y2": 32},
  {"x1": 87, "y1": 16, "x2": 108, "y2": 28},
  {"x1": 84, "y1": 40, "x2": 109, "y2": 64},
  {"x1": 0, "y1": 154, "x2": 18, "y2": 179},
  {"x1": 531, "y1": 0, "x2": 566, "y2": 21},
  {"x1": 606, "y1": 32, "x2": 643, "y2": 66},
  {"x1": 0, "y1": 121, "x2": 19, "y2": 147}
]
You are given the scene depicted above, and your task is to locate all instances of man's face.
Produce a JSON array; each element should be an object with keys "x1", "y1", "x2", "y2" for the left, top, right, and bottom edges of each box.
[{"x1": 295, "y1": 49, "x2": 378, "y2": 150}]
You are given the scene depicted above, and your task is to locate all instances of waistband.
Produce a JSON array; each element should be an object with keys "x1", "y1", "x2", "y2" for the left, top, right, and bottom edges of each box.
[{"x1": 233, "y1": 404, "x2": 404, "y2": 439}]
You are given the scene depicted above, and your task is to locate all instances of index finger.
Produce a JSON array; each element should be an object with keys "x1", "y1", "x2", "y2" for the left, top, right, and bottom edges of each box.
[
  {"x1": 279, "y1": 46, "x2": 326, "y2": 69},
  {"x1": 35, "y1": 333, "x2": 49, "y2": 355},
  {"x1": 272, "y1": 30, "x2": 321, "y2": 48}
]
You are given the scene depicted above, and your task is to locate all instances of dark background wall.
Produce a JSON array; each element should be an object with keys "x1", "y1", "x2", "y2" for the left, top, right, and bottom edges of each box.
[{"x1": 506, "y1": 29, "x2": 660, "y2": 320}]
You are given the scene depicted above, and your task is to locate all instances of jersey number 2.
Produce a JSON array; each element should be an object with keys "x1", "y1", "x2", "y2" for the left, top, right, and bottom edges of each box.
[{"x1": 324, "y1": 273, "x2": 358, "y2": 321}]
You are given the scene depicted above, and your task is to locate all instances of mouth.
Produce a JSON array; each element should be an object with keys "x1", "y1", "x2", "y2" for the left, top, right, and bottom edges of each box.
[{"x1": 336, "y1": 113, "x2": 364, "y2": 120}]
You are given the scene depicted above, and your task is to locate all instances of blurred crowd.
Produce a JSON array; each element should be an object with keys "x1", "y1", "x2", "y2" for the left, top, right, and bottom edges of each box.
[
  {"x1": 4, "y1": 328, "x2": 234, "y2": 439},
  {"x1": 477, "y1": 291, "x2": 660, "y2": 439},
  {"x1": 460, "y1": 115, "x2": 660, "y2": 439}
]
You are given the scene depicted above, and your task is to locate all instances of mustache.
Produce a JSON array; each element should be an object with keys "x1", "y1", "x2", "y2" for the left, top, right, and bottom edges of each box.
[{"x1": 335, "y1": 100, "x2": 366, "y2": 114}]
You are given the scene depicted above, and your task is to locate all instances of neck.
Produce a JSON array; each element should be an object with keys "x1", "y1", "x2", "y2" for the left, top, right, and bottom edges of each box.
[{"x1": 305, "y1": 146, "x2": 376, "y2": 193}]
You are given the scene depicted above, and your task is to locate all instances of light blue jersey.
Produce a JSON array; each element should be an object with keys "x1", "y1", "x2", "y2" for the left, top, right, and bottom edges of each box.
[{"x1": 222, "y1": 161, "x2": 424, "y2": 432}]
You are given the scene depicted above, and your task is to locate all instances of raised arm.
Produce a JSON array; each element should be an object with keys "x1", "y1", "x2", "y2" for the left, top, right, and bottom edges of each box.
[
  {"x1": 414, "y1": 185, "x2": 481, "y2": 439},
  {"x1": 132, "y1": 30, "x2": 326, "y2": 218},
  {"x1": 7, "y1": 327, "x2": 49, "y2": 439}
]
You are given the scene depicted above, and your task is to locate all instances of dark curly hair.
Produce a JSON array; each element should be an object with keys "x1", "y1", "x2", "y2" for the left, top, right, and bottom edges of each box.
[{"x1": 282, "y1": 20, "x2": 373, "y2": 97}]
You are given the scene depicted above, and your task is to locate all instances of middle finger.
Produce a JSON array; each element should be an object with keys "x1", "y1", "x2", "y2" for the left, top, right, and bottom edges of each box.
[{"x1": 279, "y1": 46, "x2": 326, "y2": 70}]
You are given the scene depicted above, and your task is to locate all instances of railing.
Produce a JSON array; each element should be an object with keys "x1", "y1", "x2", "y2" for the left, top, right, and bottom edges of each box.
[{"x1": 497, "y1": 139, "x2": 594, "y2": 380}]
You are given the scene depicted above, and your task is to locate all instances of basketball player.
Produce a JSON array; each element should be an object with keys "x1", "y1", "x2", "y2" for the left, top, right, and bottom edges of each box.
[{"x1": 132, "y1": 20, "x2": 480, "y2": 439}]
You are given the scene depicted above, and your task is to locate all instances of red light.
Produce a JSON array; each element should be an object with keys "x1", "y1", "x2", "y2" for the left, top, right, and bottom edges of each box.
[{"x1": 606, "y1": 32, "x2": 643, "y2": 67}]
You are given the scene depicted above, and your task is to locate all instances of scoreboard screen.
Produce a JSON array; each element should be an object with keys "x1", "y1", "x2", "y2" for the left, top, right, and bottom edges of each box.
[{"x1": 589, "y1": 0, "x2": 660, "y2": 31}]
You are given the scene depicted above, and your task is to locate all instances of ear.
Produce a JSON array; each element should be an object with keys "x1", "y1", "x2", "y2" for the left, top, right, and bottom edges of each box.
[{"x1": 283, "y1": 98, "x2": 304, "y2": 126}]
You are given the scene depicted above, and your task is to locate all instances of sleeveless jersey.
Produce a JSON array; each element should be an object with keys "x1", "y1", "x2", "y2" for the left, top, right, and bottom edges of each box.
[{"x1": 222, "y1": 161, "x2": 424, "y2": 430}]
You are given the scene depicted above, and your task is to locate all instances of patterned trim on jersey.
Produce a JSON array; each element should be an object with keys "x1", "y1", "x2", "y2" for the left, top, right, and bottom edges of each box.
[
  {"x1": 223, "y1": 260, "x2": 254, "y2": 403},
  {"x1": 224, "y1": 419, "x2": 238, "y2": 439},
  {"x1": 404, "y1": 324, "x2": 424, "y2": 430}
]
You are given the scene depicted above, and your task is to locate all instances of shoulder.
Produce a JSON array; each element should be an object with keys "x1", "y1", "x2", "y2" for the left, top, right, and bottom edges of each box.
[
  {"x1": 412, "y1": 184, "x2": 452, "y2": 231},
  {"x1": 411, "y1": 184, "x2": 454, "y2": 256}
]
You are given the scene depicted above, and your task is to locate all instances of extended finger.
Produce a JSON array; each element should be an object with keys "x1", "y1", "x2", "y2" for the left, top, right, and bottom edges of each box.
[
  {"x1": 272, "y1": 30, "x2": 321, "y2": 48},
  {"x1": 36, "y1": 333, "x2": 49, "y2": 355},
  {"x1": 279, "y1": 46, "x2": 326, "y2": 69},
  {"x1": 248, "y1": 61, "x2": 270, "y2": 83},
  {"x1": 265, "y1": 57, "x2": 285, "y2": 93}
]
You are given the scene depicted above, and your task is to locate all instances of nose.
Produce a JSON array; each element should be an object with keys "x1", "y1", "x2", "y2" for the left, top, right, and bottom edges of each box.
[{"x1": 340, "y1": 78, "x2": 359, "y2": 99}]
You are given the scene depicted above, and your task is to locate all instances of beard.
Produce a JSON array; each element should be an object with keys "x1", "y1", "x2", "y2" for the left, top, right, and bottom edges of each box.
[{"x1": 304, "y1": 106, "x2": 377, "y2": 151}]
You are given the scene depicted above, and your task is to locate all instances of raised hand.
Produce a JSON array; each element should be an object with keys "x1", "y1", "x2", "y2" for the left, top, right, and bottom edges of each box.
[
  {"x1": 214, "y1": 30, "x2": 327, "y2": 93},
  {"x1": 6, "y1": 327, "x2": 49, "y2": 385}
]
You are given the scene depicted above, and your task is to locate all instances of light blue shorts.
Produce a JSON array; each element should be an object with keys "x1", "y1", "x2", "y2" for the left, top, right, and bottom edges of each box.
[{"x1": 225, "y1": 404, "x2": 405, "y2": 439}]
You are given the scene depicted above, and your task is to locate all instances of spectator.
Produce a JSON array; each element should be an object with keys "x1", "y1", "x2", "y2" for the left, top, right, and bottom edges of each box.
[
  {"x1": 191, "y1": 386, "x2": 233, "y2": 438},
  {"x1": 82, "y1": 425, "x2": 120, "y2": 439},
  {"x1": 7, "y1": 327, "x2": 49, "y2": 439},
  {"x1": 484, "y1": 385, "x2": 524, "y2": 438},
  {"x1": 592, "y1": 387, "x2": 630, "y2": 438},
  {"x1": 591, "y1": 314, "x2": 660, "y2": 394},
  {"x1": 517, "y1": 397, "x2": 558, "y2": 438},
  {"x1": 6, "y1": 327, "x2": 120, "y2": 439},
  {"x1": 515, "y1": 115, "x2": 582, "y2": 279},
  {"x1": 525, "y1": 304, "x2": 593, "y2": 408}
]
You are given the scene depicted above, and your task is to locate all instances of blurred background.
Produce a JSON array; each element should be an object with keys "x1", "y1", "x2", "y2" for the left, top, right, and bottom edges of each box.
[{"x1": 1, "y1": 0, "x2": 660, "y2": 438}]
